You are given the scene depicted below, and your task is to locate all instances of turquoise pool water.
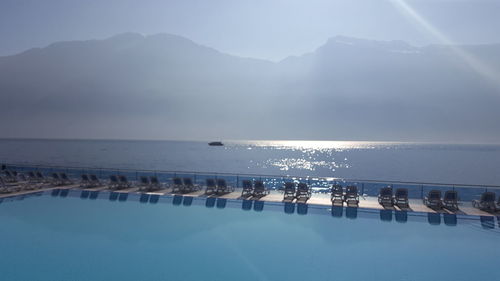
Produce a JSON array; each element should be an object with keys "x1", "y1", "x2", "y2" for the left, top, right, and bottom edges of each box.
[{"x1": 0, "y1": 190, "x2": 499, "y2": 281}]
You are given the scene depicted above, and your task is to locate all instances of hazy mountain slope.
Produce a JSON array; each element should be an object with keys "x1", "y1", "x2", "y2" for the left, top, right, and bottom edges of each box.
[{"x1": 0, "y1": 33, "x2": 499, "y2": 142}]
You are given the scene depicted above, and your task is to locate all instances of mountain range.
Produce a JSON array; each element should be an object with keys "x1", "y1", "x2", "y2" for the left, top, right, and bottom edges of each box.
[{"x1": 1, "y1": 32, "x2": 499, "y2": 142}]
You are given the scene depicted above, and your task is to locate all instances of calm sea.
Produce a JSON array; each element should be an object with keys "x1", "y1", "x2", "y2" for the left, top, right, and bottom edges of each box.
[{"x1": 0, "y1": 139, "x2": 499, "y2": 186}]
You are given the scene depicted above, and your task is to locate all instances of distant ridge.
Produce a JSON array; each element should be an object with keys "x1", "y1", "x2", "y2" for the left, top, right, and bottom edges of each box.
[{"x1": 0, "y1": 33, "x2": 500, "y2": 142}]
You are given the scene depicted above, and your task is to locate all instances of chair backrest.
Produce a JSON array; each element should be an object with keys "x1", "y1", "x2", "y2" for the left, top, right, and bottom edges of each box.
[
  {"x1": 346, "y1": 185, "x2": 358, "y2": 195},
  {"x1": 206, "y1": 178, "x2": 216, "y2": 187},
  {"x1": 36, "y1": 171, "x2": 44, "y2": 178},
  {"x1": 51, "y1": 173, "x2": 60, "y2": 179},
  {"x1": 183, "y1": 178, "x2": 194, "y2": 186},
  {"x1": 481, "y1": 192, "x2": 495, "y2": 203},
  {"x1": 332, "y1": 184, "x2": 343, "y2": 194},
  {"x1": 395, "y1": 188, "x2": 408, "y2": 198},
  {"x1": 140, "y1": 176, "x2": 149, "y2": 184},
  {"x1": 428, "y1": 190, "x2": 441, "y2": 200},
  {"x1": 28, "y1": 171, "x2": 36, "y2": 178},
  {"x1": 284, "y1": 182, "x2": 296, "y2": 191},
  {"x1": 254, "y1": 180, "x2": 265, "y2": 191},
  {"x1": 109, "y1": 175, "x2": 118, "y2": 183},
  {"x1": 297, "y1": 183, "x2": 308, "y2": 191},
  {"x1": 444, "y1": 190, "x2": 457, "y2": 201},
  {"x1": 118, "y1": 175, "x2": 128, "y2": 182},
  {"x1": 90, "y1": 174, "x2": 99, "y2": 182},
  {"x1": 216, "y1": 179, "x2": 227, "y2": 187},
  {"x1": 242, "y1": 180, "x2": 252, "y2": 189},
  {"x1": 81, "y1": 174, "x2": 89, "y2": 181},
  {"x1": 380, "y1": 187, "x2": 393, "y2": 197},
  {"x1": 60, "y1": 173, "x2": 69, "y2": 180},
  {"x1": 150, "y1": 176, "x2": 159, "y2": 184},
  {"x1": 172, "y1": 177, "x2": 183, "y2": 185}
]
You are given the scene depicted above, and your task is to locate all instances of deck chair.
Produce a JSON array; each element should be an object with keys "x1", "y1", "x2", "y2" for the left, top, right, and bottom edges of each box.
[
  {"x1": 59, "y1": 173, "x2": 73, "y2": 185},
  {"x1": 108, "y1": 175, "x2": 120, "y2": 189},
  {"x1": 253, "y1": 180, "x2": 269, "y2": 198},
  {"x1": 205, "y1": 178, "x2": 217, "y2": 195},
  {"x1": 36, "y1": 171, "x2": 47, "y2": 183},
  {"x1": 443, "y1": 190, "x2": 458, "y2": 210},
  {"x1": 3, "y1": 170, "x2": 16, "y2": 183},
  {"x1": 393, "y1": 188, "x2": 409, "y2": 208},
  {"x1": 296, "y1": 183, "x2": 311, "y2": 203},
  {"x1": 80, "y1": 174, "x2": 91, "y2": 187},
  {"x1": 283, "y1": 182, "x2": 296, "y2": 202},
  {"x1": 149, "y1": 176, "x2": 162, "y2": 191},
  {"x1": 330, "y1": 184, "x2": 344, "y2": 204},
  {"x1": 183, "y1": 178, "x2": 198, "y2": 193},
  {"x1": 423, "y1": 190, "x2": 443, "y2": 208},
  {"x1": 472, "y1": 192, "x2": 497, "y2": 211},
  {"x1": 51, "y1": 173, "x2": 62, "y2": 186},
  {"x1": 27, "y1": 171, "x2": 39, "y2": 184},
  {"x1": 241, "y1": 180, "x2": 253, "y2": 198},
  {"x1": 89, "y1": 174, "x2": 102, "y2": 187},
  {"x1": 172, "y1": 177, "x2": 184, "y2": 193},
  {"x1": 0, "y1": 177, "x2": 21, "y2": 193},
  {"x1": 139, "y1": 176, "x2": 150, "y2": 190},
  {"x1": 216, "y1": 179, "x2": 233, "y2": 194},
  {"x1": 344, "y1": 185, "x2": 359, "y2": 206},
  {"x1": 117, "y1": 175, "x2": 131, "y2": 189},
  {"x1": 378, "y1": 187, "x2": 393, "y2": 206}
]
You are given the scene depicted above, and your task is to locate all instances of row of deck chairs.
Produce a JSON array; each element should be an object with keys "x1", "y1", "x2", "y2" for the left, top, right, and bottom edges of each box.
[
  {"x1": 80, "y1": 174, "x2": 103, "y2": 188},
  {"x1": 0, "y1": 176, "x2": 22, "y2": 193},
  {"x1": 423, "y1": 190, "x2": 459, "y2": 210},
  {"x1": 283, "y1": 182, "x2": 312, "y2": 203},
  {"x1": 241, "y1": 180, "x2": 270, "y2": 199},
  {"x1": 172, "y1": 177, "x2": 200, "y2": 193},
  {"x1": 330, "y1": 185, "x2": 360, "y2": 206},
  {"x1": 472, "y1": 192, "x2": 500, "y2": 212},
  {"x1": 205, "y1": 178, "x2": 234, "y2": 195}
]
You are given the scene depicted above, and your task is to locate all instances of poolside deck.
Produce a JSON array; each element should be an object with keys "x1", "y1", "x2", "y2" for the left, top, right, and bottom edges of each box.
[{"x1": 2, "y1": 183, "x2": 498, "y2": 217}]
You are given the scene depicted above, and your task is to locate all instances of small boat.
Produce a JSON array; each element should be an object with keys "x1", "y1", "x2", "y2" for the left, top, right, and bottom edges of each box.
[{"x1": 208, "y1": 141, "x2": 224, "y2": 146}]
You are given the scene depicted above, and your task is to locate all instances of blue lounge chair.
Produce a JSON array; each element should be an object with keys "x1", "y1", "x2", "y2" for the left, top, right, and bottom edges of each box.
[
  {"x1": 59, "y1": 173, "x2": 73, "y2": 185},
  {"x1": 139, "y1": 176, "x2": 150, "y2": 190},
  {"x1": 80, "y1": 174, "x2": 91, "y2": 187},
  {"x1": 330, "y1": 184, "x2": 344, "y2": 204},
  {"x1": 296, "y1": 183, "x2": 311, "y2": 203},
  {"x1": 423, "y1": 190, "x2": 443, "y2": 209},
  {"x1": 108, "y1": 175, "x2": 120, "y2": 189},
  {"x1": 117, "y1": 175, "x2": 131, "y2": 189},
  {"x1": 241, "y1": 180, "x2": 253, "y2": 198},
  {"x1": 283, "y1": 182, "x2": 296, "y2": 202},
  {"x1": 149, "y1": 176, "x2": 162, "y2": 191},
  {"x1": 182, "y1": 178, "x2": 199, "y2": 193},
  {"x1": 253, "y1": 180, "x2": 269, "y2": 198},
  {"x1": 393, "y1": 188, "x2": 409, "y2": 208},
  {"x1": 443, "y1": 190, "x2": 458, "y2": 210},
  {"x1": 89, "y1": 174, "x2": 102, "y2": 187},
  {"x1": 216, "y1": 179, "x2": 233, "y2": 195},
  {"x1": 472, "y1": 192, "x2": 497, "y2": 212},
  {"x1": 205, "y1": 178, "x2": 217, "y2": 195},
  {"x1": 378, "y1": 187, "x2": 393, "y2": 206},
  {"x1": 172, "y1": 177, "x2": 184, "y2": 193},
  {"x1": 51, "y1": 173, "x2": 62, "y2": 186},
  {"x1": 344, "y1": 185, "x2": 359, "y2": 206}
]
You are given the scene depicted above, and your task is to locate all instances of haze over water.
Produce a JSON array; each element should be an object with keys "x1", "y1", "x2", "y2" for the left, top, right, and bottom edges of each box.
[{"x1": 1, "y1": 139, "x2": 499, "y2": 186}]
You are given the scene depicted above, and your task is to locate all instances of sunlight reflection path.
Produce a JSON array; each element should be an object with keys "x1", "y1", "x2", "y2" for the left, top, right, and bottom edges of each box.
[{"x1": 391, "y1": 0, "x2": 500, "y2": 88}]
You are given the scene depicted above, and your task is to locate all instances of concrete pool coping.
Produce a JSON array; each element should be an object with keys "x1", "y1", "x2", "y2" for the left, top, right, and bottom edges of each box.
[{"x1": 1, "y1": 183, "x2": 499, "y2": 218}]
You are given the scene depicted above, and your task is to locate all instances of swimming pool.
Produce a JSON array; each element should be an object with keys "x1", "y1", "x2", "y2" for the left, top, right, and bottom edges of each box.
[{"x1": 1, "y1": 190, "x2": 499, "y2": 281}]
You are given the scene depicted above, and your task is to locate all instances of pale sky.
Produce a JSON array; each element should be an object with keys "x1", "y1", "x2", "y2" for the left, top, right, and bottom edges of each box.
[{"x1": 1, "y1": 0, "x2": 499, "y2": 60}]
